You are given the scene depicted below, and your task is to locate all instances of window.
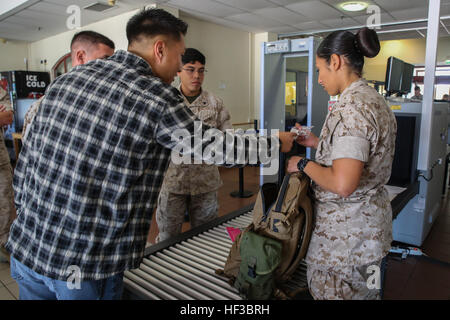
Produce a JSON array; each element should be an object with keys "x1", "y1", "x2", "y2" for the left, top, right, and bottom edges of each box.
[
  {"x1": 410, "y1": 65, "x2": 450, "y2": 100},
  {"x1": 51, "y1": 53, "x2": 72, "y2": 80}
]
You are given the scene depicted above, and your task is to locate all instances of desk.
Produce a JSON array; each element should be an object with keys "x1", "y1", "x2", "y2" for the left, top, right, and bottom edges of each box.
[{"x1": 12, "y1": 132, "x2": 22, "y2": 160}]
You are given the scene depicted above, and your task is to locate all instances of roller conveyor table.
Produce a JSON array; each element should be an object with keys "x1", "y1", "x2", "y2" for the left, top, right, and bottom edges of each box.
[{"x1": 122, "y1": 204, "x2": 308, "y2": 300}]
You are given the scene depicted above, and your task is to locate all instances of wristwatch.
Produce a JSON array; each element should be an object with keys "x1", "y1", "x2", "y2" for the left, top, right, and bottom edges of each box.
[{"x1": 297, "y1": 158, "x2": 310, "y2": 173}]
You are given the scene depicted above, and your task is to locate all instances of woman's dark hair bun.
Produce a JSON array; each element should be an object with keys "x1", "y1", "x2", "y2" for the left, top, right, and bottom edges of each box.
[
  {"x1": 316, "y1": 27, "x2": 380, "y2": 77},
  {"x1": 355, "y1": 27, "x2": 380, "y2": 58}
]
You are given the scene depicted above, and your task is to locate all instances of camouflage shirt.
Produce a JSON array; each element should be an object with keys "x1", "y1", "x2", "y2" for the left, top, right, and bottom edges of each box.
[
  {"x1": 306, "y1": 78, "x2": 397, "y2": 268},
  {"x1": 22, "y1": 96, "x2": 44, "y2": 142},
  {"x1": 160, "y1": 86, "x2": 232, "y2": 195},
  {"x1": 0, "y1": 87, "x2": 12, "y2": 166}
]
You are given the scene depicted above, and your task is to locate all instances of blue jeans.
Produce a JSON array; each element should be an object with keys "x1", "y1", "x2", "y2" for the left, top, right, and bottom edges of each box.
[{"x1": 10, "y1": 257, "x2": 124, "y2": 300}]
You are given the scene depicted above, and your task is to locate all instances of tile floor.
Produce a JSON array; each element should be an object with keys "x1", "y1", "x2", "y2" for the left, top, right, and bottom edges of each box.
[
  {"x1": 1, "y1": 166, "x2": 449, "y2": 300},
  {"x1": 0, "y1": 259, "x2": 19, "y2": 300}
]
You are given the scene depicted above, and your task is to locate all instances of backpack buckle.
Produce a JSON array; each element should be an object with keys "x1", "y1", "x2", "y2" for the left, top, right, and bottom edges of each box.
[{"x1": 247, "y1": 256, "x2": 257, "y2": 278}]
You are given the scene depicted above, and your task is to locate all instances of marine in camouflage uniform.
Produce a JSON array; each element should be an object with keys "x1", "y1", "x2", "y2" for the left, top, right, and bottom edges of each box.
[
  {"x1": 306, "y1": 79, "x2": 397, "y2": 299},
  {"x1": 0, "y1": 86, "x2": 15, "y2": 253},
  {"x1": 155, "y1": 85, "x2": 232, "y2": 242}
]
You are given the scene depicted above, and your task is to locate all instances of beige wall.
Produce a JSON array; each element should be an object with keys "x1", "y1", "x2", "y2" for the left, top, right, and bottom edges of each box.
[
  {"x1": 181, "y1": 13, "x2": 252, "y2": 125},
  {"x1": 364, "y1": 37, "x2": 450, "y2": 81},
  {"x1": 0, "y1": 40, "x2": 29, "y2": 71}
]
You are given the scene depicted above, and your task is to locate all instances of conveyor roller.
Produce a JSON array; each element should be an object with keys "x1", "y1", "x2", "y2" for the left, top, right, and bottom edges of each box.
[{"x1": 123, "y1": 204, "x2": 308, "y2": 300}]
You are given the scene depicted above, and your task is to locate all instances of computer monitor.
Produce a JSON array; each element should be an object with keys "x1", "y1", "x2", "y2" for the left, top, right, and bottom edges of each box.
[
  {"x1": 400, "y1": 62, "x2": 414, "y2": 94},
  {"x1": 385, "y1": 57, "x2": 403, "y2": 96}
]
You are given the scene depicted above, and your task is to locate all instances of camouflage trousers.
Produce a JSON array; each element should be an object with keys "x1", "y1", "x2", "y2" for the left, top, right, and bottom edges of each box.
[
  {"x1": 0, "y1": 163, "x2": 15, "y2": 247},
  {"x1": 307, "y1": 259, "x2": 383, "y2": 300},
  {"x1": 155, "y1": 189, "x2": 218, "y2": 243}
]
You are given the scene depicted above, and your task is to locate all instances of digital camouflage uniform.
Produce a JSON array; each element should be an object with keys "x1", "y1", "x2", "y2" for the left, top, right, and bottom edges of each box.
[
  {"x1": 155, "y1": 87, "x2": 232, "y2": 242},
  {"x1": 22, "y1": 96, "x2": 44, "y2": 141},
  {"x1": 306, "y1": 79, "x2": 397, "y2": 300},
  {"x1": 0, "y1": 86, "x2": 15, "y2": 247}
]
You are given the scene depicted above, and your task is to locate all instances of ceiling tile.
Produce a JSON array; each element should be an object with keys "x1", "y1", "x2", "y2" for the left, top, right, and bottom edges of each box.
[
  {"x1": 286, "y1": 0, "x2": 343, "y2": 20},
  {"x1": 253, "y1": 7, "x2": 309, "y2": 25},
  {"x1": 15, "y1": 9, "x2": 66, "y2": 25},
  {"x1": 43, "y1": 0, "x2": 99, "y2": 9},
  {"x1": 441, "y1": 3, "x2": 450, "y2": 16},
  {"x1": 293, "y1": 20, "x2": 329, "y2": 31},
  {"x1": 390, "y1": 7, "x2": 429, "y2": 21},
  {"x1": 226, "y1": 12, "x2": 283, "y2": 29},
  {"x1": 182, "y1": 10, "x2": 262, "y2": 32},
  {"x1": 4, "y1": 15, "x2": 48, "y2": 29},
  {"x1": 268, "y1": 0, "x2": 309, "y2": 6},
  {"x1": 29, "y1": 1, "x2": 70, "y2": 16},
  {"x1": 267, "y1": 0, "x2": 309, "y2": 5},
  {"x1": 167, "y1": 0, "x2": 244, "y2": 18},
  {"x1": 373, "y1": 0, "x2": 428, "y2": 12},
  {"x1": 321, "y1": 16, "x2": 360, "y2": 29},
  {"x1": 0, "y1": 20, "x2": 30, "y2": 31},
  {"x1": 266, "y1": 25, "x2": 300, "y2": 33},
  {"x1": 213, "y1": 0, "x2": 276, "y2": 11},
  {"x1": 377, "y1": 30, "x2": 425, "y2": 41}
]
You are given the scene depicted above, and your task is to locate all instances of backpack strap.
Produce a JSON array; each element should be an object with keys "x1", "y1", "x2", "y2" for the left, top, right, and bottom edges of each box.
[
  {"x1": 247, "y1": 256, "x2": 257, "y2": 278},
  {"x1": 274, "y1": 174, "x2": 291, "y2": 212}
]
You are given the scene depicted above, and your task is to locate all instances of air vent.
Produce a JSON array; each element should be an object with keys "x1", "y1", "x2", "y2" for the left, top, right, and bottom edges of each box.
[{"x1": 84, "y1": 2, "x2": 115, "y2": 12}]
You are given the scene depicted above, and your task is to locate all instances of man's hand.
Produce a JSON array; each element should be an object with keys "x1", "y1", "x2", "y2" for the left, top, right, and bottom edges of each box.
[
  {"x1": 287, "y1": 156, "x2": 302, "y2": 173},
  {"x1": 0, "y1": 110, "x2": 14, "y2": 126},
  {"x1": 294, "y1": 123, "x2": 319, "y2": 149},
  {"x1": 278, "y1": 131, "x2": 296, "y2": 153}
]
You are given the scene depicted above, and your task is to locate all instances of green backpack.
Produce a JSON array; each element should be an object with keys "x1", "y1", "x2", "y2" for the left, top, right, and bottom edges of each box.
[
  {"x1": 234, "y1": 231, "x2": 282, "y2": 300},
  {"x1": 216, "y1": 172, "x2": 313, "y2": 300}
]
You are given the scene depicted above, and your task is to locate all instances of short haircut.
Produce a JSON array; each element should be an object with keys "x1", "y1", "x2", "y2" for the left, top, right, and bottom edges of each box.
[
  {"x1": 415, "y1": 86, "x2": 420, "y2": 91},
  {"x1": 70, "y1": 31, "x2": 115, "y2": 51},
  {"x1": 182, "y1": 48, "x2": 205, "y2": 65},
  {"x1": 126, "y1": 8, "x2": 188, "y2": 44}
]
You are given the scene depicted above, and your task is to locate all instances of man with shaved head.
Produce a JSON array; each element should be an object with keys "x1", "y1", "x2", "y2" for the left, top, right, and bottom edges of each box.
[
  {"x1": 6, "y1": 9, "x2": 294, "y2": 300},
  {"x1": 21, "y1": 30, "x2": 115, "y2": 139},
  {"x1": 69, "y1": 30, "x2": 115, "y2": 67}
]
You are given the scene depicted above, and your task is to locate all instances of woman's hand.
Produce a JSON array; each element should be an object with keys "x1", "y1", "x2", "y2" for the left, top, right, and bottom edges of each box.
[
  {"x1": 287, "y1": 156, "x2": 302, "y2": 173},
  {"x1": 294, "y1": 123, "x2": 319, "y2": 149}
]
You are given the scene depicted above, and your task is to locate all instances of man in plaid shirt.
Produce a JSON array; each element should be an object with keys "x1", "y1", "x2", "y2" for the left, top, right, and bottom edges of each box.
[{"x1": 6, "y1": 9, "x2": 294, "y2": 300}]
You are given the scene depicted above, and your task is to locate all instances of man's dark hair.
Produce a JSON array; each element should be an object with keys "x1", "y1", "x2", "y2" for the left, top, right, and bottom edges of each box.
[
  {"x1": 126, "y1": 8, "x2": 188, "y2": 44},
  {"x1": 182, "y1": 48, "x2": 205, "y2": 65},
  {"x1": 415, "y1": 86, "x2": 420, "y2": 91},
  {"x1": 70, "y1": 30, "x2": 115, "y2": 50}
]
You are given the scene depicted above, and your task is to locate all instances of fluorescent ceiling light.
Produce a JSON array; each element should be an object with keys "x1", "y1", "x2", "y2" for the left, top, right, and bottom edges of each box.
[{"x1": 339, "y1": 1, "x2": 368, "y2": 12}]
